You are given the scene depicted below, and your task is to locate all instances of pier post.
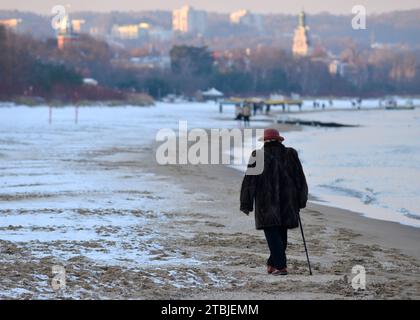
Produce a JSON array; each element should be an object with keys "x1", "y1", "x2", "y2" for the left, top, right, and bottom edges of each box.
[{"x1": 75, "y1": 105, "x2": 79, "y2": 124}]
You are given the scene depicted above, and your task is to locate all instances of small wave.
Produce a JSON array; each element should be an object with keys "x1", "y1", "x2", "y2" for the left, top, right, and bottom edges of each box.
[
  {"x1": 399, "y1": 208, "x2": 420, "y2": 221},
  {"x1": 386, "y1": 145, "x2": 413, "y2": 155},
  {"x1": 319, "y1": 184, "x2": 378, "y2": 205}
]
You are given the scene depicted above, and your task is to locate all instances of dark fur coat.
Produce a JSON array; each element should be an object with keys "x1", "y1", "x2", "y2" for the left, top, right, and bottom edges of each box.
[{"x1": 240, "y1": 141, "x2": 308, "y2": 230}]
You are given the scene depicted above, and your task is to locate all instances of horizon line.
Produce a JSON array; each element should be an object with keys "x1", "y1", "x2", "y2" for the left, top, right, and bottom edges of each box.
[{"x1": 1, "y1": 6, "x2": 420, "y2": 16}]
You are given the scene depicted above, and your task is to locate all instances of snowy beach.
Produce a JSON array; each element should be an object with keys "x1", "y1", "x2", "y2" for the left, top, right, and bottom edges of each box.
[{"x1": 0, "y1": 102, "x2": 419, "y2": 299}]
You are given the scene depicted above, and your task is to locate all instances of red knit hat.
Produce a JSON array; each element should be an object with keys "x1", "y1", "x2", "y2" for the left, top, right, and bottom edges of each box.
[{"x1": 259, "y1": 128, "x2": 285, "y2": 142}]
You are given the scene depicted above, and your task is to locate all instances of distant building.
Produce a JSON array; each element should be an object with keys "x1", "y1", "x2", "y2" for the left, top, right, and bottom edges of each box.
[
  {"x1": 128, "y1": 55, "x2": 171, "y2": 70},
  {"x1": 71, "y1": 19, "x2": 85, "y2": 33},
  {"x1": 89, "y1": 27, "x2": 102, "y2": 37},
  {"x1": 0, "y1": 18, "x2": 22, "y2": 31},
  {"x1": 83, "y1": 78, "x2": 98, "y2": 86},
  {"x1": 329, "y1": 59, "x2": 344, "y2": 76},
  {"x1": 111, "y1": 23, "x2": 150, "y2": 40},
  {"x1": 111, "y1": 23, "x2": 173, "y2": 43},
  {"x1": 230, "y1": 9, "x2": 247, "y2": 24},
  {"x1": 148, "y1": 28, "x2": 173, "y2": 42},
  {"x1": 230, "y1": 9, "x2": 263, "y2": 32},
  {"x1": 57, "y1": 14, "x2": 79, "y2": 50},
  {"x1": 292, "y1": 11, "x2": 311, "y2": 57},
  {"x1": 172, "y1": 5, "x2": 207, "y2": 34},
  {"x1": 329, "y1": 59, "x2": 366, "y2": 85}
]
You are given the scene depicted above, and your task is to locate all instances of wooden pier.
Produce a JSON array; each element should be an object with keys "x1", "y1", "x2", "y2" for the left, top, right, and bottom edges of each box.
[{"x1": 218, "y1": 97, "x2": 303, "y2": 113}]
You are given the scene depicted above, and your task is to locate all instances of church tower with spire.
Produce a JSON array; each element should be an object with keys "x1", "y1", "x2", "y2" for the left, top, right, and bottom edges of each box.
[
  {"x1": 57, "y1": 13, "x2": 79, "y2": 50},
  {"x1": 292, "y1": 10, "x2": 311, "y2": 57}
]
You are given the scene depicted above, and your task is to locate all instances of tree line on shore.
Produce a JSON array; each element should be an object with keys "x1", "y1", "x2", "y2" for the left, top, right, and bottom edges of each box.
[
  {"x1": 1, "y1": 25, "x2": 419, "y2": 105},
  {"x1": 153, "y1": 45, "x2": 420, "y2": 98},
  {"x1": 0, "y1": 26, "x2": 151, "y2": 105}
]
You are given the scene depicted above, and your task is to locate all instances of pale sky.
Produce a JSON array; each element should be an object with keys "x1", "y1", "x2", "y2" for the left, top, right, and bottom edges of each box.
[{"x1": 0, "y1": 0, "x2": 419, "y2": 15}]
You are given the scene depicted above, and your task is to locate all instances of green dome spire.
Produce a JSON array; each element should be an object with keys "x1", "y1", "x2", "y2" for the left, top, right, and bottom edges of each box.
[{"x1": 299, "y1": 10, "x2": 306, "y2": 27}]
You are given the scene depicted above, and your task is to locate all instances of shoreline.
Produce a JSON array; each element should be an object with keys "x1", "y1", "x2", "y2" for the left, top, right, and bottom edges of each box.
[
  {"x1": 145, "y1": 136, "x2": 420, "y2": 298},
  {"x1": 214, "y1": 115, "x2": 420, "y2": 230},
  {"x1": 0, "y1": 92, "x2": 155, "y2": 107}
]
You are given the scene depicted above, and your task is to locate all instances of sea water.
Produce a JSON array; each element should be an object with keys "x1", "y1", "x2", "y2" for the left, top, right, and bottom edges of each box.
[{"x1": 277, "y1": 108, "x2": 420, "y2": 228}]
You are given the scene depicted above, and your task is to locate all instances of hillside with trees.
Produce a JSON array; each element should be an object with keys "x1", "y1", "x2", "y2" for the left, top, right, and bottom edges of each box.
[{"x1": 0, "y1": 26, "x2": 152, "y2": 105}]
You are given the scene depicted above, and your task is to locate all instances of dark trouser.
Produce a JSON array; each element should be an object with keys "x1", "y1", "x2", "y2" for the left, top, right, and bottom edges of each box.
[
  {"x1": 263, "y1": 226, "x2": 288, "y2": 269},
  {"x1": 243, "y1": 116, "x2": 250, "y2": 127}
]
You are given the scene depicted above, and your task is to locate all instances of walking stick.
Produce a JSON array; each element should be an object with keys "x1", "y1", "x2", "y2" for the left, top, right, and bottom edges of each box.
[{"x1": 298, "y1": 213, "x2": 313, "y2": 275}]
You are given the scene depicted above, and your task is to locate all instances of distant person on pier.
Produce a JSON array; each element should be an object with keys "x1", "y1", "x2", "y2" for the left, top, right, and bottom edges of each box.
[
  {"x1": 243, "y1": 104, "x2": 251, "y2": 127},
  {"x1": 235, "y1": 104, "x2": 243, "y2": 121},
  {"x1": 253, "y1": 103, "x2": 258, "y2": 116}
]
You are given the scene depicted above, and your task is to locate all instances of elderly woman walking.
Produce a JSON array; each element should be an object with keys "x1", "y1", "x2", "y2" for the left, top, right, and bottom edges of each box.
[{"x1": 240, "y1": 128, "x2": 308, "y2": 275}]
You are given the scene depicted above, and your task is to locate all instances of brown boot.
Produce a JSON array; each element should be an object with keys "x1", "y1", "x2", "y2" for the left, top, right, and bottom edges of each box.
[
  {"x1": 271, "y1": 268, "x2": 288, "y2": 276},
  {"x1": 267, "y1": 265, "x2": 275, "y2": 274}
]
